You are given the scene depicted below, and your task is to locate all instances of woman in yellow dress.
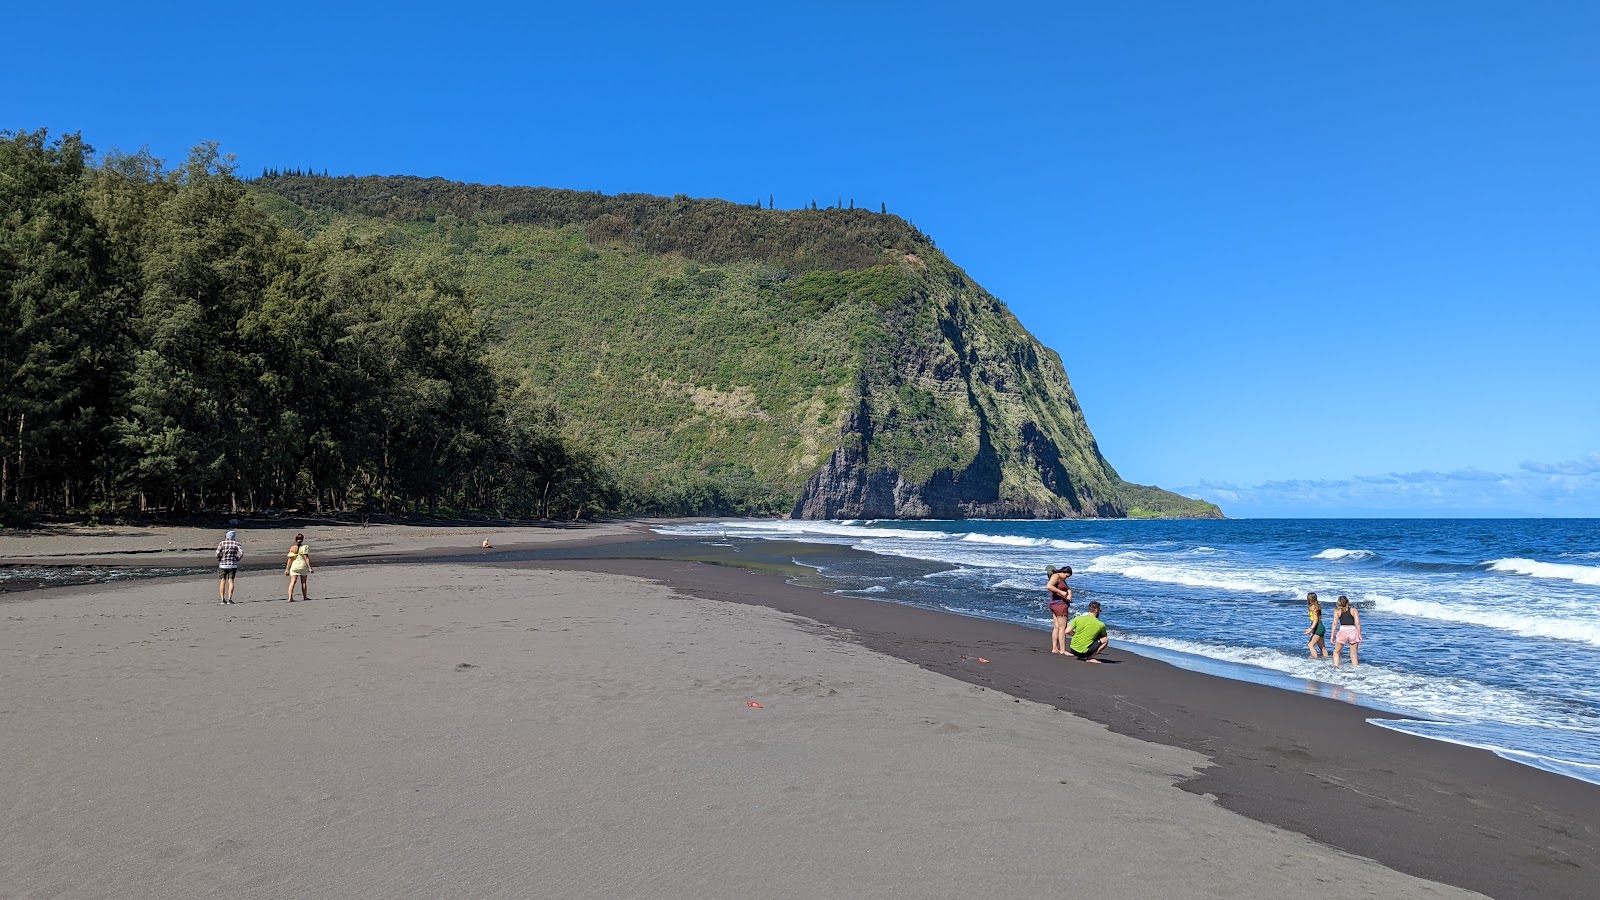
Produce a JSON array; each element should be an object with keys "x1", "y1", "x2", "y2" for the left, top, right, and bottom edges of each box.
[{"x1": 284, "y1": 533, "x2": 313, "y2": 602}]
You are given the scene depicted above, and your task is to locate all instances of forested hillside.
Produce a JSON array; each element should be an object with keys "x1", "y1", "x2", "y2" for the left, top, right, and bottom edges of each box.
[
  {"x1": 1, "y1": 131, "x2": 609, "y2": 522},
  {"x1": 253, "y1": 172, "x2": 1220, "y2": 519},
  {"x1": 0, "y1": 130, "x2": 1219, "y2": 522}
]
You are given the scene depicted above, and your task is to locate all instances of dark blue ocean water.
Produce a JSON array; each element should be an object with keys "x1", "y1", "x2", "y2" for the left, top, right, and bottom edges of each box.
[{"x1": 657, "y1": 518, "x2": 1600, "y2": 784}]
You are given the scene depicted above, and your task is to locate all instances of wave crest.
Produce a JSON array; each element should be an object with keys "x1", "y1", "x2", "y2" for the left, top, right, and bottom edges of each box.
[
  {"x1": 1369, "y1": 594, "x2": 1600, "y2": 647},
  {"x1": 1487, "y1": 557, "x2": 1600, "y2": 586},
  {"x1": 1315, "y1": 548, "x2": 1377, "y2": 561},
  {"x1": 1085, "y1": 552, "x2": 1295, "y2": 595}
]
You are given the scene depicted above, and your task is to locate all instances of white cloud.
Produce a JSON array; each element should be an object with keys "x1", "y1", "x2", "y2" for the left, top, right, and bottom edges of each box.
[
  {"x1": 1181, "y1": 452, "x2": 1600, "y2": 517},
  {"x1": 1521, "y1": 450, "x2": 1600, "y2": 476}
]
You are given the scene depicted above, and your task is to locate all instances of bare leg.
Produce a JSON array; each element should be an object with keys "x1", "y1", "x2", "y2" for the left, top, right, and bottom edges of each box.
[
  {"x1": 1351, "y1": 643, "x2": 1359, "y2": 667},
  {"x1": 1051, "y1": 617, "x2": 1066, "y2": 653},
  {"x1": 225, "y1": 576, "x2": 234, "y2": 603},
  {"x1": 219, "y1": 577, "x2": 226, "y2": 604},
  {"x1": 300, "y1": 575, "x2": 310, "y2": 601},
  {"x1": 287, "y1": 575, "x2": 297, "y2": 602},
  {"x1": 1082, "y1": 638, "x2": 1108, "y2": 663}
]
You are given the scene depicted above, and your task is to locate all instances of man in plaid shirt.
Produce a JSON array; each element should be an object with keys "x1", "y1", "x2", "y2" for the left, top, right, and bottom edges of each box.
[{"x1": 216, "y1": 530, "x2": 243, "y2": 605}]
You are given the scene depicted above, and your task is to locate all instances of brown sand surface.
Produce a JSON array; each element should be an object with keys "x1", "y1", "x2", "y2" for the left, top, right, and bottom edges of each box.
[
  {"x1": 0, "y1": 563, "x2": 1478, "y2": 899},
  {"x1": 0, "y1": 520, "x2": 643, "y2": 569},
  {"x1": 533, "y1": 556, "x2": 1600, "y2": 900}
]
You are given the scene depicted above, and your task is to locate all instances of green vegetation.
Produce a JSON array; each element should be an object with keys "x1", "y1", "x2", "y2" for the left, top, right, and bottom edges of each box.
[
  {"x1": 1116, "y1": 482, "x2": 1224, "y2": 519},
  {"x1": 1, "y1": 130, "x2": 608, "y2": 522},
  {"x1": 2, "y1": 129, "x2": 1220, "y2": 522}
]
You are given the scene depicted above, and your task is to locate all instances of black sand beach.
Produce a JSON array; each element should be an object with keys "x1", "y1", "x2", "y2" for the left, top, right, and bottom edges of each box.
[
  {"x1": 3, "y1": 523, "x2": 1596, "y2": 898},
  {"x1": 514, "y1": 541, "x2": 1600, "y2": 900}
]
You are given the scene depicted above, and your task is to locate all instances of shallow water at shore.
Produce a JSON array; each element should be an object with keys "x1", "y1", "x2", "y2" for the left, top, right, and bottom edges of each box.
[
  {"x1": 652, "y1": 519, "x2": 1600, "y2": 785},
  {"x1": 0, "y1": 564, "x2": 211, "y2": 594}
]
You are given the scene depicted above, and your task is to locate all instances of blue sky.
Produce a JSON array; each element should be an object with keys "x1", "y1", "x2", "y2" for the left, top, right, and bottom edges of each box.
[{"x1": 12, "y1": 1, "x2": 1598, "y2": 516}]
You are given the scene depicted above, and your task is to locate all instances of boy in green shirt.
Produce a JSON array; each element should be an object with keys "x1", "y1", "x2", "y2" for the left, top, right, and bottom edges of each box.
[{"x1": 1065, "y1": 602, "x2": 1109, "y2": 663}]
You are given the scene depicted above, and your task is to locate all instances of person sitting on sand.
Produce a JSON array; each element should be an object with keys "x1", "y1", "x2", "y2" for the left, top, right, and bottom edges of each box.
[
  {"x1": 215, "y1": 530, "x2": 242, "y2": 605},
  {"x1": 284, "y1": 534, "x2": 312, "y2": 602},
  {"x1": 1065, "y1": 601, "x2": 1109, "y2": 662},
  {"x1": 1331, "y1": 595, "x2": 1362, "y2": 667},
  {"x1": 1303, "y1": 592, "x2": 1326, "y2": 658},
  {"x1": 1047, "y1": 565, "x2": 1073, "y2": 654}
]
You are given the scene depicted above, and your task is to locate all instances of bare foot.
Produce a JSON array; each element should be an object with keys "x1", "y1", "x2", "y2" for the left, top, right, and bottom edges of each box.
[{"x1": 1084, "y1": 658, "x2": 1103, "y2": 664}]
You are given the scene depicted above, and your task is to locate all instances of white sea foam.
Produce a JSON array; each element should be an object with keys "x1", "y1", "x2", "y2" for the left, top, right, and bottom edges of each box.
[
  {"x1": 956, "y1": 533, "x2": 1100, "y2": 551},
  {"x1": 1121, "y1": 635, "x2": 1562, "y2": 727},
  {"x1": 1487, "y1": 557, "x2": 1600, "y2": 586},
  {"x1": 991, "y1": 576, "x2": 1041, "y2": 591},
  {"x1": 1315, "y1": 548, "x2": 1377, "y2": 561},
  {"x1": 1367, "y1": 594, "x2": 1600, "y2": 647},
  {"x1": 958, "y1": 533, "x2": 1037, "y2": 547},
  {"x1": 1085, "y1": 552, "x2": 1296, "y2": 595},
  {"x1": 1369, "y1": 720, "x2": 1600, "y2": 786}
]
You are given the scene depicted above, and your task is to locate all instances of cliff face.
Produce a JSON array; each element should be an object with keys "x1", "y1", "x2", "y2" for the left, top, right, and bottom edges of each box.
[
  {"x1": 790, "y1": 255, "x2": 1131, "y2": 519},
  {"x1": 253, "y1": 175, "x2": 1221, "y2": 519}
]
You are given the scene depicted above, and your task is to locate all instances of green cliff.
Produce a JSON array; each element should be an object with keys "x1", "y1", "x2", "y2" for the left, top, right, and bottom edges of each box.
[{"x1": 253, "y1": 175, "x2": 1221, "y2": 519}]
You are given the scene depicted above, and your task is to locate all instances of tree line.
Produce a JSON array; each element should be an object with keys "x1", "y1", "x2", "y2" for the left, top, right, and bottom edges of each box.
[
  {"x1": 1, "y1": 130, "x2": 612, "y2": 523},
  {"x1": 254, "y1": 173, "x2": 933, "y2": 271}
]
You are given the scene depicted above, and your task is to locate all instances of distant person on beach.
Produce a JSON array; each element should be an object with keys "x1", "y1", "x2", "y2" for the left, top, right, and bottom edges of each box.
[
  {"x1": 1304, "y1": 592, "x2": 1326, "y2": 658},
  {"x1": 215, "y1": 530, "x2": 242, "y2": 605},
  {"x1": 1047, "y1": 565, "x2": 1073, "y2": 654},
  {"x1": 284, "y1": 534, "x2": 312, "y2": 602},
  {"x1": 1065, "y1": 601, "x2": 1109, "y2": 662},
  {"x1": 1331, "y1": 595, "x2": 1362, "y2": 667}
]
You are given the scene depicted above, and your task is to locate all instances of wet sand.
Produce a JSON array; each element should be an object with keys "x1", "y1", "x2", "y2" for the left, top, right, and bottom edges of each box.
[{"x1": 512, "y1": 543, "x2": 1600, "y2": 900}]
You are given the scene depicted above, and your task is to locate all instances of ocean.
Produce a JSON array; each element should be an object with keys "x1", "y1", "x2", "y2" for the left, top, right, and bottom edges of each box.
[{"x1": 653, "y1": 518, "x2": 1600, "y2": 785}]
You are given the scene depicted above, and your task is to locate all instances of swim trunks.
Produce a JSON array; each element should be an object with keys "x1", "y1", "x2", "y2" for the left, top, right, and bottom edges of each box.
[{"x1": 1070, "y1": 638, "x2": 1105, "y2": 660}]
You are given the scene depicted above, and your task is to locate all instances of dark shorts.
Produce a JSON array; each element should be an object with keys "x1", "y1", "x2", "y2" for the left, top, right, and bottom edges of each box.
[
  {"x1": 1312, "y1": 622, "x2": 1326, "y2": 637},
  {"x1": 218, "y1": 567, "x2": 237, "y2": 580},
  {"x1": 1070, "y1": 639, "x2": 1104, "y2": 660}
]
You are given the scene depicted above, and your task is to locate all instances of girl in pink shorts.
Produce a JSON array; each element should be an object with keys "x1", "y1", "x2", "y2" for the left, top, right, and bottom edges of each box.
[{"x1": 1331, "y1": 595, "x2": 1362, "y2": 667}]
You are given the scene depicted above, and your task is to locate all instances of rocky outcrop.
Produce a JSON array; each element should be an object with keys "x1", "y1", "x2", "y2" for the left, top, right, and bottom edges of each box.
[{"x1": 790, "y1": 260, "x2": 1160, "y2": 520}]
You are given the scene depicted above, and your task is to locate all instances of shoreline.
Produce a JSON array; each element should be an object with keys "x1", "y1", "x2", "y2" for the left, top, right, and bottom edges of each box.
[
  {"x1": 4, "y1": 522, "x2": 1597, "y2": 897},
  {"x1": 512, "y1": 550, "x2": 1599, "y2": 900}
]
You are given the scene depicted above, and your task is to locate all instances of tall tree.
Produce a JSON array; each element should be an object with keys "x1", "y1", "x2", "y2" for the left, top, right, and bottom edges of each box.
[
  {"x1": 117, "y1": 142, "x2": 286, "y2": 511},
  {"x1": 0, "y1": 130, "x2": 134, "y2": 510}
]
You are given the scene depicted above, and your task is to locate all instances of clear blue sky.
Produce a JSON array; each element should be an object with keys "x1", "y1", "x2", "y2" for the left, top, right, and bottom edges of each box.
[{"x1": 13, "y1": 1, "x2": 1599, "y2": 516}]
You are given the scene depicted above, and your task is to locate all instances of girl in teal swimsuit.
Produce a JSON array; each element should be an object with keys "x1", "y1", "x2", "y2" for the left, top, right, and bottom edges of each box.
[{"x1": 1303, "y1": 593, "x2": 1327, "y2": 658}]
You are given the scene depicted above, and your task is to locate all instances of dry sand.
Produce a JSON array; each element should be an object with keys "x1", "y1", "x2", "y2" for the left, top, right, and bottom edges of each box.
[{"x1": 0, "y1": 562, "x2": 1478, "y2": 899}]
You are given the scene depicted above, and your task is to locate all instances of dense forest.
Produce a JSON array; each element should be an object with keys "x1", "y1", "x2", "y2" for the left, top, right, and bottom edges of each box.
[{"x1": 0, "y1": 130, "x2": 610, "y2": 523}]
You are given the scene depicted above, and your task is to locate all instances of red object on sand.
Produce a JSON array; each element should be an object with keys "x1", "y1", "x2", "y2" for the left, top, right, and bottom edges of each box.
[
  {"x1": 746, "y1": 701, "x2": 764, "y2": 708},
  {"x1": 977, "y1": 658, "x2": 990, "y2": 663}
]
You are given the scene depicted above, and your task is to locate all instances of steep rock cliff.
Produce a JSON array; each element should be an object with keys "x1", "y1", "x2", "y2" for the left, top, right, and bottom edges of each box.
[{"x1": 791, "y1": 252, "x2": 1134, "y2": 519}]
